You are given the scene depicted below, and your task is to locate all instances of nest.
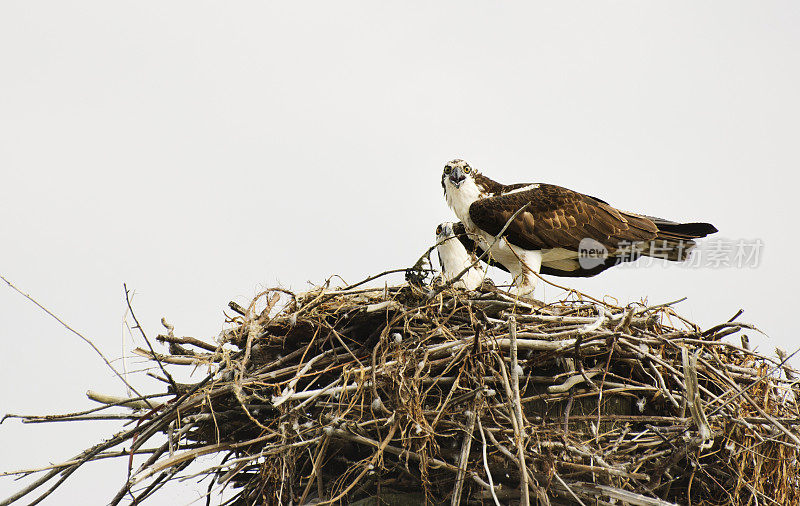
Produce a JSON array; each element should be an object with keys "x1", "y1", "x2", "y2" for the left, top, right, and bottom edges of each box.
[{"x1": 4, "y1": 281, "x2": 800, "y2": 505}]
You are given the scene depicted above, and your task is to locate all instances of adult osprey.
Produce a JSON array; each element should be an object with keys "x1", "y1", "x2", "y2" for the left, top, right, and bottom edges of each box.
[
  {"x1": 435, "y1": 222, "x2": 487, "y2": 290},
  {"x1": 441, "y1": 159, "x2": 718, "y2": 295}
]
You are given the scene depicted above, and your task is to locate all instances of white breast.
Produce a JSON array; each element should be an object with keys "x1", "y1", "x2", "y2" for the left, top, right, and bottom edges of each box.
[
  {"x1": 443, "y1": 176, "x2": 544, "y2": 295},
  {"x1": 437, "y1": 236, "x2": 486, "y2": 290},
  {"x1": 473, "y1": 229, "x2": 542, "y2": 294},
  {"x1": 444, "y1": 178, "x2": 482, "y2": 230}
]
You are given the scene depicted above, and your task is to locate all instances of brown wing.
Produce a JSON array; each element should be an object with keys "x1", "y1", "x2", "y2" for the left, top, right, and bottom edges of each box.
[
  {"x1": 468, "y1": 184, "x2": 659, "y2": 251},
  {"x1": 452, "y1": 222, "x2": 510, "y2": 273}
]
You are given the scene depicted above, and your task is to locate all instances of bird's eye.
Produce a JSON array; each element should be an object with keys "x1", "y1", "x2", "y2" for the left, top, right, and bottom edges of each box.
[
  {"x1": 436, "y1": 225, "x2": 442, "y2": 235},
  {"x1": 464, "y1": 166, "x2": 471, "y2": 174},
  {"x1": 444, "y1": 166, "x2": 452, "y2": 175}
]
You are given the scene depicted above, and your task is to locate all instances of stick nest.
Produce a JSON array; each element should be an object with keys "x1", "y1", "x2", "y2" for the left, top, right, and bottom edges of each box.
[{"x1": 7, "y1": 283, "x2": 800, "y2": 506}]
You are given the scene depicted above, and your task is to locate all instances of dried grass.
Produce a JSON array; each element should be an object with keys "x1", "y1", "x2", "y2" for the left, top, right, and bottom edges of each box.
[{"x1": 4, "y1": 280, "x2": 800, "y2": 505}]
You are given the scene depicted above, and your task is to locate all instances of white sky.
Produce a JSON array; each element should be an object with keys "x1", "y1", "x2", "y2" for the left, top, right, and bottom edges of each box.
[{"x1": 1, "y1": 2, "x2": 799, "y2": 504}]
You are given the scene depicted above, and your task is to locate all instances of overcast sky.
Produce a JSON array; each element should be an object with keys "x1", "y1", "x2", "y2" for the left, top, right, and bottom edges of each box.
[{"x1": 2, "y1": 2, "x2": 799, "y2": 504}]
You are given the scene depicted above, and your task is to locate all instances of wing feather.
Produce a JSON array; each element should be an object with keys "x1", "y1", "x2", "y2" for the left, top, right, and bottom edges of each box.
[{"x1": 468, "y1": 184, "x2": 660, "y2": 251}]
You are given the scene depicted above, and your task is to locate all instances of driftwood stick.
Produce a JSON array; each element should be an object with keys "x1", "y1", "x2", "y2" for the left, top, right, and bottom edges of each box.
[
  {"x1": 299, "y1": 432, "x2": 332, "y2": 505},
  {"x1": 477, "y1": 416, "x2": 502, "y2": 506},
  {"x1": 548, "y1": 370, "x2": 601, "y2": 394},
  {"x1": 1, "y1": 447, "x2": 165, "y2": 477},
  {"x1": 452, "y1": 403, "x2": 478, "y2": 506},
  {"x1": 552, "y1": 472, "x2": 587, "y2": 506},
  {"x1": 682, "y1": 348, "x2": 713, "y2": 448},
  {"x1": 86, "y1": 390, "x2": 163, "y2": 410},
  {"x1": 156, "y1": 333, "x2": 218, "y2": 353},
  {"x1": 508, "y1": 317, "x2": 530, "y2": 506},
  {"x1": 648, "y1": 362, "x2": 681, "y2": 410},
  {"x1": 132, "y1": 347, "x2": 218, "y2": 365},
  {"x1": 5, "y1": 279, "x2": 799, "y2": 505},
  {"x1": 1, "y1": 393, "x2": 171, "y2": 424}
]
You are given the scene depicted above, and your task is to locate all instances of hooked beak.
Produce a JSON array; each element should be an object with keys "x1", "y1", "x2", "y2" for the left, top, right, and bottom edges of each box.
[{"x1": 449, "y1": 173, "x2": 465, "y2": 188}]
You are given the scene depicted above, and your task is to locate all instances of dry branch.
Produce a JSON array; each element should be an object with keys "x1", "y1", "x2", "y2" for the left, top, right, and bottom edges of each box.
[{"x1": 3, "y1": 277, "x2": 800, "y2": 505}]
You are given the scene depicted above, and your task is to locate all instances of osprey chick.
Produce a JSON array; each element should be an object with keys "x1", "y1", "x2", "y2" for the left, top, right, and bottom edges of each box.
[
  {"x1": 441, "y1": 159, "x2": 717, "y2": 295},
  {"x1": 435, "y1": 222, "x2": 486, "y2": 290}
]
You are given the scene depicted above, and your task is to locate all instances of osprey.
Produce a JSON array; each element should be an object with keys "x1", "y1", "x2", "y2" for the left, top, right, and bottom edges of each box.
[
  {"x1": 435, "y1": 222, "x2": 487, "y2": 290},
  {"x1": 447, "y1": 221, "x2": 623, "y2": 278},
  {"x1": 442, "y1": 159, "x2": 718, "y2": 295}
]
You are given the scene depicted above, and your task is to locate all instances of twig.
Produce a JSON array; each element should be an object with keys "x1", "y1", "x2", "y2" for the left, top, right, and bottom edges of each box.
[
  {"x1": 508, "y1": 316, "x2": 530, "y2": 506},
  {"x1": 0, "y1": 274, "x2": 144, "y2": 399},
  {"x1": 86, "y1": 390, "x2": 164, "y2": 410},
  {"x1": 298, "y1": 432, "x2": 332, "y2": 504},
  {"x1": 317, "y1": 420, "x2": 399, "y2": 506},
  {"x1": 477, "y1": 416, "x2": 502, "y2": 506},
  {"x1": 429, "y1": 203, "x2": 531, "y2": 298},
  {"x1": 451, "y1": 404, "x2": 478, "y2": 506},
  {"x1": 552, "y1": 472, "x2": 587, "y2": 506},
  {"x1": 155, "y1": 333, "x2": 218, "y2": 353},
  {"x1": 124, "y1": 283, "x2": 178, "y2": 394},
  {"x1": 707, "y1": 346, "x2": 800, "y2": 418},
  {"x1": 5, "y1": 278, "x2": 799, "y2": 505}
]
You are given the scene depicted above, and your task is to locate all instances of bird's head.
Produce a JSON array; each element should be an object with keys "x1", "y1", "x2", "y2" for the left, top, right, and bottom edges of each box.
[
  {"x1": 441, "y1": 159, "x2": 476, "y2": 191},
  {"x1": 435, "y1": 222, "x2": 456, "y2": 242}
]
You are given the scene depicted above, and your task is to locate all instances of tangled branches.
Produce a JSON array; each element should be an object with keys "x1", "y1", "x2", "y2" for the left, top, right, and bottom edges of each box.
[{"x1": 3, "y1": 282, "x2": 799, "y2": 505}]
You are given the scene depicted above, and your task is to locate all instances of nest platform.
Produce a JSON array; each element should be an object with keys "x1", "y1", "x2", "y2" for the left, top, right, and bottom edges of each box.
[{"x1": 4, "y1": 282, "x2": 799, "y2": 505}]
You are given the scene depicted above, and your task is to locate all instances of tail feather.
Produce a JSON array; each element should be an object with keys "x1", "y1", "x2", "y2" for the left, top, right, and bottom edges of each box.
[
  {"x1": 655, "y1": 221, "x2": 718, "y2": 239},
  {"x1": 610, "y1": 214, "x2": 717, "y2": 262},
  {"x1": 638, "y1": 221, "x2": 717, "y2": 261}
]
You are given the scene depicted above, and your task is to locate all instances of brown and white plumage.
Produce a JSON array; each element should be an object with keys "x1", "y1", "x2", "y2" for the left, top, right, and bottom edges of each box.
[
  {"x1": 449, "y1": 221, "x2": 622, "y2": 278},
  {"x1": 435, "y1": 222, "x2": 486, "y2": 290},
  {"x1": 441, "y1": 159, "x2": 717, "y2": 294}
]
